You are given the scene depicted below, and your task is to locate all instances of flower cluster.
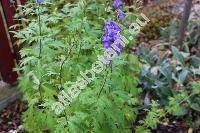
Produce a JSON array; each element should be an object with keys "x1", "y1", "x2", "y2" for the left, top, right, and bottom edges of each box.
[
  {"x1": 102, "y1": 20, "x2": 123, "y2": 54},
  {"x1": 101, "y1": 0, "x2": 127, "y2": 53},
  {"x1": 113, "y1": 0, "x2": 123, "y2": 9},
  {"x1": 113, "y1": 0, "x2": 126, "y2": 20}
]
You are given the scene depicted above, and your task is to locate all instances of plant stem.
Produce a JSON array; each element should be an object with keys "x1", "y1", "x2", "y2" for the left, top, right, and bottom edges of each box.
[
  {"x1": 98, "y1": 65, "x2": 109, "y2": 98},
  {"x1": 38, "y1": 4, "x2": 42, "y2": 58},
  {"x1": 37, "y1": 4, "x2": 43, "y2": 101},
  {"x1": 38, "y1": 82, "x2": 43, "y2": 102},
  {"x1": 179, "y1": 93, "x2": 196, "y2": 105},
  {"x1": 59, "y1": 60, "x2": 66, "y2": 89},
  {"x1": 109, "y1": 62, "x2": 113, "y2": 92},
  {"x1": 59, "y1": 44, "x2": 75, "y2": 89}
]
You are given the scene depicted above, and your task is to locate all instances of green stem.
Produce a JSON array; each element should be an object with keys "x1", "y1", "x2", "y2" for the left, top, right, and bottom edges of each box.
[
  {"x1": 38, "y1": 4, "x2": 42, "y2": 58},
  {"x1": 109, "y1": 62, "x2": 113, "y2": 92},
  {"x1": 179, "y1": 93, "x2": 196, "y2": 105},
  {"x1": 38, "y1": 82, "x2": 43, "y2": 102},
  {"x1": 97, "y1": 65, "x2": 109, "y2": 98},
  {"x1": 59, "y1": 44, "x2": 75, "y2": 89},
  {"x1": 37, "y1": 4, "x2": 43, "y2": 101}
]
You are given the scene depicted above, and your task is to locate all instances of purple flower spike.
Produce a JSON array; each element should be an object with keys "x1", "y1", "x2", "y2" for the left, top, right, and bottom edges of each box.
[
  {"x1": 37, "y1": 0, "x2": 43, "y2": 4},
  {"x1": 113, "y1": 0, "x2": 123, "y2": 9},
  {"x1": 102, "y1": 20, "x2": 124, "y2": 55}
]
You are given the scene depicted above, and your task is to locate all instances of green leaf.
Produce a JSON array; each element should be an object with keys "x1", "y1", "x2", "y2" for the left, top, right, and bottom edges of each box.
[
  {"x1": 189, "y1": 95, "x2": 200, "y2": 112},
  {"x1": 172, "y1": 46, "x2": 189, "y2": 63},
  {"x1": 178, "y1": 69, "x2": 189, "y2": 84}
]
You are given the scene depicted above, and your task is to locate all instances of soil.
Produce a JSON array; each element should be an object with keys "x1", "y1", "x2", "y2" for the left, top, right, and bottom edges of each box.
[
  {"x1": 1, "y1": 100, "x2": 199, "y2": 133},
  {"x1": 0, "y1": 100, "x2": 27, "y2": 133},
  {"x1": 153, "y1": 117, "x2": 189, "y2": 133}
]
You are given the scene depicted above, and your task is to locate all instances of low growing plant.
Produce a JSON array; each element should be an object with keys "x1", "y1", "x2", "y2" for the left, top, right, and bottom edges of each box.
[
  {"x1": 161, "y1": 19, "x2": 200, "y2": 52},
  {"x1": 137, "y1": 43, "x2": 200, "y2": 116}
]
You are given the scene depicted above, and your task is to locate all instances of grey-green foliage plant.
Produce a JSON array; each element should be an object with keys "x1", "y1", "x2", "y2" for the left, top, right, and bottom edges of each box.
[
  {"x1": 14, "y1": 0, "x2": 141, "y2": 132},
  {"x1": 137, "y1": 44, "x2": 200, "y2": 108},
  {"x1": 160, "y1": 19, "x2": 200, "y2": 52}
]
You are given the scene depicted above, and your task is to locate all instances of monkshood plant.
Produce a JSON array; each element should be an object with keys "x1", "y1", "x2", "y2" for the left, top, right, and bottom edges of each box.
[{"x1": 14, "y1": 0, "x2": 143, "y2": 132}]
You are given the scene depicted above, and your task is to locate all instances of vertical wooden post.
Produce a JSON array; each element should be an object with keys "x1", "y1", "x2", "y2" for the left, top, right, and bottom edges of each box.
[
  {"x1": 176, "y1": 0, "x2": 193, "y2": 49},
  {"x1": 0, "y1": 1, "x2": 18, "y2": 84},
  {"x1": 1, "y1": 0, "x2": 21, "y2": 61}
]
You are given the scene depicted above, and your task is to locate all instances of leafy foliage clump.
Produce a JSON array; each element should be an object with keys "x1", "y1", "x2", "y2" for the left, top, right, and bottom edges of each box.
[
  {"x1": 14, "y1": 0, "x2": 200, "y2": 132},
  {"x1": 14, "y1": 0, "x2": 142, "y2": 132},
  {"x1": 139, "y1": 101, "x2": 166, "y2": 129},
  {"x1": 137, "y1": 36, "x2": 200, "y2": 116},
  {"x1": 161, "y1": 19, "x2": 200, "y2": 52}
]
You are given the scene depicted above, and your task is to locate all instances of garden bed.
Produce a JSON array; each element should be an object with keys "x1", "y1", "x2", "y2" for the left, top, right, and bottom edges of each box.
[
  {"x1": 0, "y1": 0, "x2": 199, "y2": 132},
  {"x1": 1, "y1": 101, "x2": 199, "y2": 133}
]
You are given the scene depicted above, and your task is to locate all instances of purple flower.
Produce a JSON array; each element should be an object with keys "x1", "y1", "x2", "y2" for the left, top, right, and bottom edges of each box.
[
  {"x1": 102, "y1": 20, "x2": 124, "y2": 55},
  {"x1": 117, "y1": 9, "x2": 126, "y2": 20},
  {"x1": 114, "y1": 41, "x2": 124, "y2": 54},
  {"x1": 104, "y1": 20, "x2": 122, "y2": 32},
  {"x1": 37, "y1": 0, "x2": 43, "y2": 4},
  {"x1": 102, "y1": 34, "x2": 123, "y2": 55},
  {"x1": 102, "y1": 33, "x2": 117, "y2": 48},
  {"x1": 113, "y1": 0, "x2": 123, "y2": 9}
]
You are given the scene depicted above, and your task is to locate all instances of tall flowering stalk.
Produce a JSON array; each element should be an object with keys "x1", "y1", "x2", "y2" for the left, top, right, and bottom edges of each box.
[
  {"x1": 100, "y1": 0, "x2": 126, "y2": 102},
  {"x1": 101, "y1": 0, "x2": 126, "y2": 54},
  {"x1": 15, "y1": 0, "x2": 142, "y2": 132}
]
